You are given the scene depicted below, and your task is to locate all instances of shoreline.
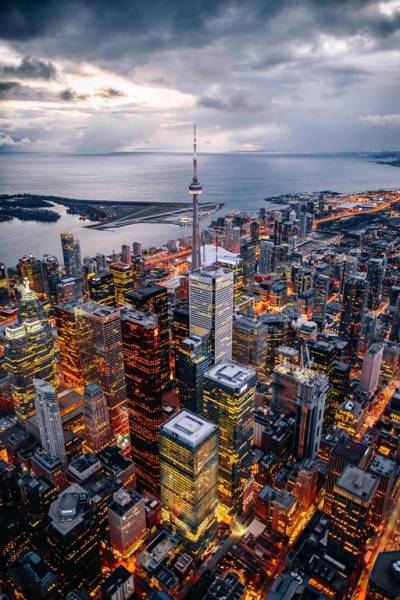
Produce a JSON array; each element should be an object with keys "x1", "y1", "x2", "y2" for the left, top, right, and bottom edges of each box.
[{"x1": 0, "y1": 194, "x2": 224, "y2": 230}]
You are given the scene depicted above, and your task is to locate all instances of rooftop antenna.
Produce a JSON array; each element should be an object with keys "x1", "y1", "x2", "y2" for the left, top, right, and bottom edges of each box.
[{"x1": 189, "y1": 124, "x2": 202, "y2": 271}]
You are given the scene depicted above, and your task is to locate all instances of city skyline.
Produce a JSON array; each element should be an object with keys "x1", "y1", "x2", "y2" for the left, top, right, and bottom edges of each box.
[{"x1": 1, "y1": 3, "x2": 400, "y2": 599}]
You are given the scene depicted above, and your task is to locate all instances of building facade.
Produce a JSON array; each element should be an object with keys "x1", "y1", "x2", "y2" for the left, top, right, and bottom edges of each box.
[
  {"x1": 160, "y1": 410, "x2": 218, "y2": 553},
  {"x1": 189, "y1": 268, "x2": 234, "y2": 364},
  {"x1": 203, "y1": 361, "x2": 256, "y2": 518}
]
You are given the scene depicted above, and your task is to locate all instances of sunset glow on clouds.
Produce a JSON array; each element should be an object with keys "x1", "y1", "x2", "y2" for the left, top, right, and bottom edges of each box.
[{"x1": 1, "y1": 1, "x2": 400, "y2": 153}]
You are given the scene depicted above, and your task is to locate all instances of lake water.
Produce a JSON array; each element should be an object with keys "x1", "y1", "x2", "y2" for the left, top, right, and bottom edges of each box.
[{"x1": 1, "y1": 152, "x2": 399, "y2": 267}]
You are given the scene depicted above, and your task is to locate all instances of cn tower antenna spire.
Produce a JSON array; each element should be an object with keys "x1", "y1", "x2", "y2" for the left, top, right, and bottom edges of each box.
[
  {"x1": 193, "y1": 124, "x2": 198, "y2": 182},
  {"x1": 189, "y1": 124, "x2": 202, "y2": 272}
]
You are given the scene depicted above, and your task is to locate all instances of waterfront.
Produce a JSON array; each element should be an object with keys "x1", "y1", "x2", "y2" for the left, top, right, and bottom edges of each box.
[{"x1": 1, "y1": 151, "x2": 399, "y2": 266}]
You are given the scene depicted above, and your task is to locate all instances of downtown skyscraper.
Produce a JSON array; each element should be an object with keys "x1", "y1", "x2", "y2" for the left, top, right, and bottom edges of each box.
[
  {"x1": 5, "y1": 319, "x2": 56, "y2": 421},
  {"x1": 54, "y1": 300, "x2": 84, "y2": 391},
  {"x1": 160, "y1": 410, "x2": 218, "y2": 553},
  {"x1": 83, "y1": 383, "x2": 112, "y2": 453},
  {"x1": 340, "y1": 274, "x2": 369, "y2": 361},
  {"x1": 75, "y1": 302, "x2": 130, "y2": 451},
  {"x1": 34, "y1": 378, "x2": 66, "y2": 464},
  {"x1": 121, "y1": 307, "x2": 163, "y2": 493},
  {"x1": 271, "y1": 362, "x2": 329, "y2": 460},
  {"x1": 203, "y1": 361, "x2": 256, "y2": 518},
  {"x1": 189, "y1": 268, "x2": 234, "y2": 364},
  {"x1": 126, "y1": 284, "x2": 171, "y2": 391},
  {"x1": 60, "y1": 232, "x2": 82, "y2": 284}
]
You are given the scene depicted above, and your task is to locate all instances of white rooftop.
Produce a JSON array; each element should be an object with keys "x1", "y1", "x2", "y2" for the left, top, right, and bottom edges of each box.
[
  {"x1": 189, "y1": 244, "x2": 241, "y2": 267},
  {"x1": 205, "y1": 361, "x2": 255, "y2": 391},
  {"x1": 161, "y1": 410, "x2": 216, "y2": 449}
]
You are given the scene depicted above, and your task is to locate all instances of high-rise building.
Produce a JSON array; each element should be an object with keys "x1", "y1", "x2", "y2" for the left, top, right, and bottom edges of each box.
[
  {"x1": 359, "y1": 343, "x2": 384, "y2": 396},
  {"x1": 367, "y1": 258, "x2": 385, "y2": 310},
  {"x1": 110, "y1": 262, "x2": 134, "y2": 306},
  {"x1": 189, "y1": 268, "x2": 234, "y2": 364},
  {"x1": 160, "y1": 410, "x2": 218, "y2": 553},
  {"x1": 381, "y1": 341, "x2": 400, "y2": 382},
  {"x1": 324, "y1": 437, "x2": 370, "y2": 516},
  {"x1": 83, "y1": 384, "x2": 112, "y2": 452},
  {"x1": 175, "y1": 335, "x2": 211, "y2": 414},
  {"x1": 258, "y1": 240, "x2": 274, "y2": 275},
  {"x1": 308, "y1": 339, "x2": 337, "y2": 426},
  {"x1": 108, "y1": 488, "x2": 146, "y2": 557},
  {"x1": 103, "y1": 566, "x2": 135, "y2": 600},
  {"x1": 121, "y1": 307, "x2": 162, "y2": 493},
  {"x1": 34, "y1": 379, "x2": 66, "y2": 464},
  {"x1": 55, "y1": 277, "x2": 81, "y2": 303},
  {"x1": 367, "y1": 551, "x2": 400, "y2": 600},
  {"x1": 172, "y1": 304, "x2": 190, "y2": 350},
  {"x1": 203, "y1": 362, "x2": 256, "y2": 518},
  {"x1": 232, "y1": 311, "x2": 268, "y2": 382},
  {"x1": 54, "y1": 300, "x2": 84, "y2": 390},
  {"x1": 16, "y1": 278, "x2": 47, "y2": 323},
  {"x1": 328, "y1": 465, "x2": 378, "y2": 578},
  {"x1": 60, "y1": 232, "x2": 82, "y2": 284},
  {"x1": 5, "y1": 319, "x2": 56, "y2": 420},
  {"x1": 240, "y1": 237, "x2": 257, "y2": 290},
  {"x1": 340, "y1": 274, "x2": 368, "y2": 360},
  {"x1": 271, "y1": 363, "x2": 329, "y2": 460},
  {"x1": 41, "y1": 255, "x2": 60, "y2": 299},
  {"x1": 9, "y1": 551, "x2": 62, "y2": 599},
  {"x1": 121, "y1": 244, "x2": 132, "y2": 266},
  {"x1": 95, "y1": 253, "x2": 107, "y2": 272},
  {"x1": 88, "y1": 270, "x2": 115, "y2": 306},
  {"x1": 132, "y1": 242, "x2": 142, "y2": 256},
  {"x1": 47, "y1": 484, "x2": 102, "y2": 594},
  {"x1": 126, "y1": 284, "x2": 170, "y2": 390},
  {"x1": 329, "y1": 360, "x2": 351, "y2": 427},
  {"x1": 261, "y1": 313, "x2": 290, "y2": 375},
  {"x1": 75, "y1": 302, "x2": 129, "y2": 450},
  {"x1": 0, "y1": 262, "x2": 10, "y2": 305},
  {"x1": 17, "y1": 255, "x2": 46, "y2": 295},
  {"x1": 217, "y1": 256, "x2": 244, "y2": 306},
  {"x1": 313, "y1": 273, "x2": 330, "y2": 327},
  {"x1": 391, "y1": 294, "x2": 400, "y2": 342},
  {"x1": 189, "y1": 125, "x2": 202, "y2": 271}
]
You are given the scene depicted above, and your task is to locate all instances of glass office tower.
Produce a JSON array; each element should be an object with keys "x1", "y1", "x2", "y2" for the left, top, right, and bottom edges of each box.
[{"x1": 160, "y1": 410, "x2": 218, "y2": 553}]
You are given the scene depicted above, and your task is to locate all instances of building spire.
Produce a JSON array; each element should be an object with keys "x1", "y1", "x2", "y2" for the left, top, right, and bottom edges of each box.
[
  {"x1": 189, "y1": 124, "x2": 202, "y2": 272},
  {"x1": 193, "y1": 124, "x2": 198, "y2": 183}
]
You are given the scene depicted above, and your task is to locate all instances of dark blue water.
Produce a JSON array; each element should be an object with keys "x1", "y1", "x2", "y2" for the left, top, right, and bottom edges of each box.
[{"x1": 0, "y1": 152, "x2": 399, "y2": 266}]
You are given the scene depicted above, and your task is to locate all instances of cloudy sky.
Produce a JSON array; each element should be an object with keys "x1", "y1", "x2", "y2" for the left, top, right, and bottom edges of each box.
[{"x1": 1, "y1": 0, "x2": 400, "y2": 153}]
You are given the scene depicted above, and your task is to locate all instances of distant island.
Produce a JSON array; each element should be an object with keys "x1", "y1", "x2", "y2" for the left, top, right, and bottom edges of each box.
[
  {"x1": 0, "y1": 195, "x2": 60, "y2": 223},
  {"x1": 367, "y1": 151, "x2": 400, "y2": 168},
  {"x1": 0, "y1": 193, "x2": 223, "y2": 229}
]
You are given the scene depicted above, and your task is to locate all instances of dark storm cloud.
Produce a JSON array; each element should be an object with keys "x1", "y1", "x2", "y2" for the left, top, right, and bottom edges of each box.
[
  {"x1": 0, "y1": 81, "x2": 33, "y2": 99},
  {"x1": 1, "y1": 0, "x2": 400, "y2": 152},
  {"x1": 0, "y1": 55, "x2": 57, "y2": 79},
  {"x1": 198, "y1": 90, "x2": 263, "y2": 113},
  {"x1": 96, "y1": 88, "x2": 126, "y2": 98},
  {"x1": 1, "y1": 1, "x2": 400, "y2": 58},
  {"x1": 59, "y1": 88, "x2": 88, "y2": 101}
]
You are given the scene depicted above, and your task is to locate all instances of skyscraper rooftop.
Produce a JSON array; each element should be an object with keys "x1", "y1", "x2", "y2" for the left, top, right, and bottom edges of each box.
[
  {"x1": 205, "y1": 361, "x2": 256, "y2": 391},
  {"x1": 161, "y1": 410, "x2": 216, "y2": 449},
  {"x1": 336, "y1": 465, "x2": 378, "y2": 502}
]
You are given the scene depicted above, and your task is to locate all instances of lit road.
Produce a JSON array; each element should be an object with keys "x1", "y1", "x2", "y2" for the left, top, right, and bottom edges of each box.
[
  {"x1": 354, "y1": 492, "x2": 400, "y2": 599},
  {"x1": 144, "y1": 248, "x2": 191, "y2": 266},
  {"x1": 197, "y1": 533, "x2": 241, "y2": 577},
  {"x1": 358, "y1": 382, "x2": 396, "y2": 438},
  {"x1": 313, "y1": 196, "x2": 398, "y2": 229}
]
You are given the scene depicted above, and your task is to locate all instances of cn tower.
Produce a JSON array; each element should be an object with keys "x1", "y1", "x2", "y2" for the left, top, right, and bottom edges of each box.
[{"x1": 189, "y1": 124, "x2": 202, "y2": 271}]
